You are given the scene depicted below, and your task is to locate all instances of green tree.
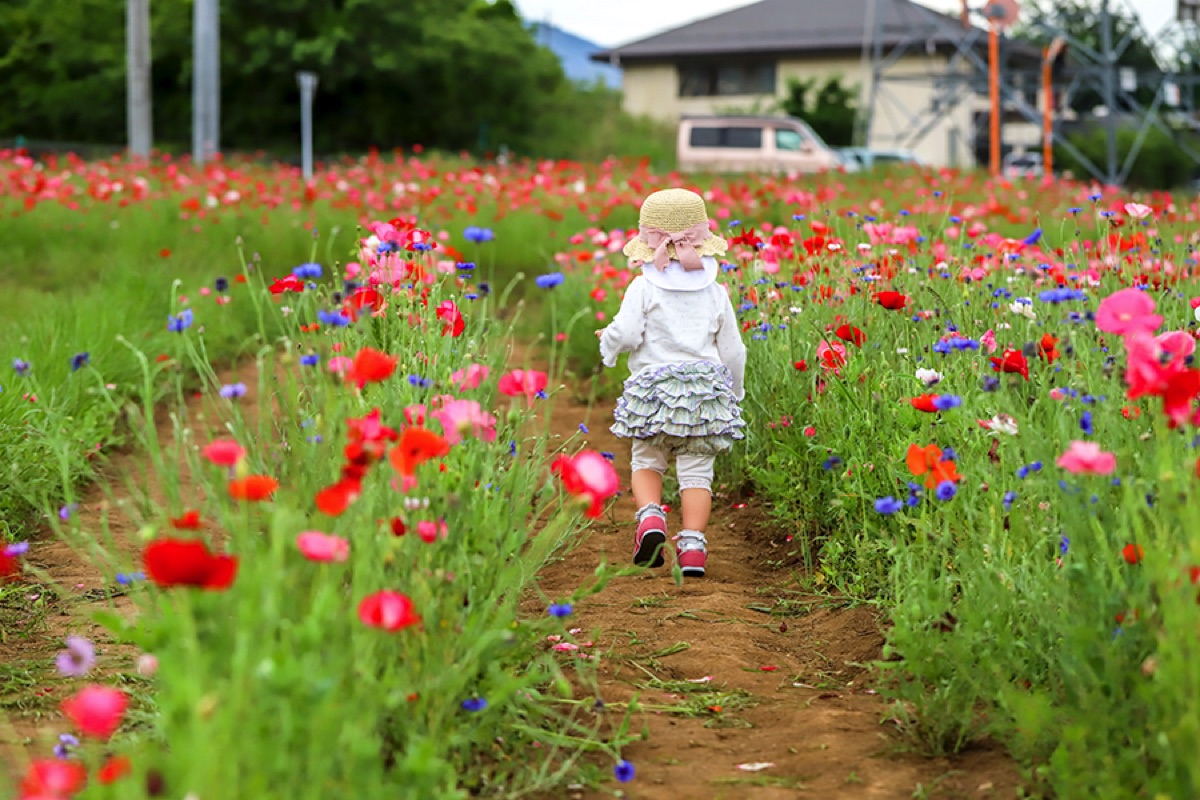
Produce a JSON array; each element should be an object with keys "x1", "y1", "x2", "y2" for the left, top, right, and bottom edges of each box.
[
  {"x1": 0, "y1": 0, "x2": 569, "y2": 156},
  {"x1": 778, "y1": 75, "x2": 857, "y2": 146}
]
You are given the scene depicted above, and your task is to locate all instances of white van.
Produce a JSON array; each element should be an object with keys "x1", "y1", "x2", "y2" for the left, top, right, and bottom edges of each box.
[{"x1": 677, "y1": 115, "x2": 845, "y2": 174}]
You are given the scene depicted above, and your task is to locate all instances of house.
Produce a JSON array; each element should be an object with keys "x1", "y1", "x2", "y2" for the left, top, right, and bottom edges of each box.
[
  {"x1": 591, "y1": 0, "x2": 1040, "y2": 168},
  {"x1": 532, "y1": 22, "x2": 622, "y2": 88}
]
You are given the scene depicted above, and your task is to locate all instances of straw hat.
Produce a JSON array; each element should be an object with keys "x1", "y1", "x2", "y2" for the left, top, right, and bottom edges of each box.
[{"x1": 623, "y1": 189, "x2": 727, "y2": 271}]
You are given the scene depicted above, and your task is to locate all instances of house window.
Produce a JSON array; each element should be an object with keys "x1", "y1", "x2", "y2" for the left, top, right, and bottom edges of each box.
[{"x1": 679, "y1": 62, "x2": 776, "y2": 97}]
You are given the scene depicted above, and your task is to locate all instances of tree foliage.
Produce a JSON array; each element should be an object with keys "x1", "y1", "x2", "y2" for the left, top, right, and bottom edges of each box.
[
  {"x1": 0, "y1": 0, "x2": 584, "y2": 155},
  {"x1": 778, "y1": 76, "x2": 857, "y2": 147}
]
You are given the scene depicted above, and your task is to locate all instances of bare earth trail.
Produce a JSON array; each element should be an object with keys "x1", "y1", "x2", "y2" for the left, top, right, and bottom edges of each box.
[
  {"x1": 538, "y1": 383, "x2": 1022, "y2": 800},
  {"x1": 2, "y1": 353, "x2": 1021, "y2": 799}
]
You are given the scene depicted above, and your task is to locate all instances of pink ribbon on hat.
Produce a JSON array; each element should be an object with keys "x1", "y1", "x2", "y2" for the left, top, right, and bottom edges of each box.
[{"x1": 639, "y1": 221, "x2": 711, "y2": 272}]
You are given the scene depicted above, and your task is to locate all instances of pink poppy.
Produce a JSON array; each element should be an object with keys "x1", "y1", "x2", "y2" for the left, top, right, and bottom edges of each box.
[
  {"x1": 550, "y1": 450, "x2": 620, "y2": 518},
  {"x1": 432, "y1": 399, "x2": 497, "y2": 445},
  {"x1": 61, "y1": 685, "x2": 128, "y2": 740},
  {"x1": 1056, "y1": 441, "x2": 1117, "y2": 475},
  {"x1": 416, "y1": 520, "x2": 448, "y2": 543},
  {"x1": 1123, "y1": 202, "x2": 1152, "y2": 219},
  {"x1": 816, "y1": 339, "x2": 847, "y2": 375},
  {"x1": 358, "y1": 590, "x2": 421, "y2": 632},
  {"x1": 296, "y1": 531, "x2": 350, "y2": 563},
  {"x1": 1156, "y1": 330, "x2": 1195, "y2": 361},
  {"x1": 980, "y1": 329, "x2": 998, "y2": 354},
  {"x1": 498, "y1": 369, "x2": 548, "y2": 402},
  {"x1": 1095, "y1": 288, "x2": 1163, "y2": 337},
  {"x1": 201, "y1": 439, "x2": 245, "y2": 466},
  {"x1": 449, "y1": 363, "x2": 490, "y2": 391}
]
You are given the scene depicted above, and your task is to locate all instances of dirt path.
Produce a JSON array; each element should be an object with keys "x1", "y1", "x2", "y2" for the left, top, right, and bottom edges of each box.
[{"x1": 538, "y1": 387, "x2": 1022, "y2": 800}]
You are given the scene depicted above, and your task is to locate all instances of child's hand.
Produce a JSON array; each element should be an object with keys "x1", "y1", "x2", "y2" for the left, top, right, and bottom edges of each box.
[{"x1": 594, "y1": 329, "x2": 604, "y2": 338}]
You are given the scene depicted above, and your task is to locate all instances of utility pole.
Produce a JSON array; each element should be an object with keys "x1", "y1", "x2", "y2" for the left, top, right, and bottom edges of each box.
[
  {"x1": 126, "y1": 0, "x2": 153, "y2": 159},
  {"x1": 192, "y1": 0, "x2": 219, "y2": 164},
  {"x1": 296, "y1": 72, "x2": 318, "y2": 180},
  {"x1": 1100, "y1": 0, "x2": 1118, "y2": 185}
]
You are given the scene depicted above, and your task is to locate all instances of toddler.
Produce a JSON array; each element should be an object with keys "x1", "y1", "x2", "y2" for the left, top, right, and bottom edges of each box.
[{"x1": 597, "y1": 188, "x2": 746, "y2": 577}]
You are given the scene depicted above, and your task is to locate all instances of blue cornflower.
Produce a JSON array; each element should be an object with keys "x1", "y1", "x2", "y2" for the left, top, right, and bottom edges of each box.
[
  {"x1": 300, "y1": 354, "x2": 320, "y2": 367},
  {"x1": 933, "y1": 395, "x2": 962, "y2": 411},
  {"x1": 874, "y1": 496, "x2": 903, "y2": 515},
  {"x1": 219, "y1": 382, "x2": 247, "y2": 399},
  {"x1": 215, "y1": 276, "x2": 229, "y2": 292},
  {"x1": 318, "y1": 309, "x2": 352, "y2": 327},
  {"x1": 293, "y1": 262, "x2": 322, "y2": 279},
  {"x1": 463, "y1": 226, "x2": 495, "y2": 243},
  {"x1": 1060, "y1": 535, "x2": 1070, "y2": 555},
  {"x1": 54, "y1": 733, "x2": 80, "y2": 760},
  {"x1": 70, "y1": 352, "x2": 90, "y2": 372},
  {"x1": 1002, "y1": 491, "x2": 1017, "y2": 511},
  {"x1": 168, "y1": 308, "x2": 194, "y2": 333},
  {"x1": 548, "y1": 603, "x2": 573, "y2": 618},
  {"x1": 535, "y1": 272, "x2": 565, "y2": 290},
  {"x1": 940, "y1": 447, "x2": 957, "y2": 461},
  {"x1": 58, "y1": 504, "x2": 78, "y2": 521},
  {"x1": 935, "y1": 481, "x2": 957, "y2": 501},
  {"x1": 3, "y1": 542, "x2": 29, "y2": 557},
  {"x1": 600, "y1": 451, "x2": 615, "y2": 461},
  {"x1": 115, "y1": 571, "x2": 146, "y2": 585},
  {"x1": 578, "y1": 423, "x2": 589, "y2": 434},
  {"x1": 822, "y1": 456, "x2": 842, "y2": 471},
  {"x1": 461, "y1": 697, "x2": 488, "y2": 712},
  {"x1": 614, "y1": 760, "x2": 636, "y2": 783},
  {"x1": 1022, "y1": 228, "x2": 1043, "y2": 246},
  {"x1": 509, "y1": 441, "x2": 517, "y2": 456},
  {"x1": 456, "y1": 262, "x2": 476, "y2": 272},
  {"x1": 1080, "y1": 410, "x2": 1093, "y2": 435},
  {"x1": 12, "y1": 358, "x2": 30, "y2": 377},
  {"x1": 932, "y1": 340, "x2": 952, "y2": 354}
]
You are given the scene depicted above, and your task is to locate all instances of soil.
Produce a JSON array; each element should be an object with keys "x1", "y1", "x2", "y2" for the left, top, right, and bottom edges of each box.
[
  {"x1": 536, "y1": 387, "x2": 1024, "y2": 800},
  {"x1": 0, "y1": 356, "x2": 1024, "y2": 799}
]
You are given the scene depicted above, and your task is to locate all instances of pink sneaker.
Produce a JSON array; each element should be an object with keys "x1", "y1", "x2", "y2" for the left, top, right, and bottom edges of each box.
[
  {"x1": 676, "y1": 530, "x2": 707, "y2": 577},
  {"x1": 632, "y1": 504, "x2": 667, "y2": 568}
]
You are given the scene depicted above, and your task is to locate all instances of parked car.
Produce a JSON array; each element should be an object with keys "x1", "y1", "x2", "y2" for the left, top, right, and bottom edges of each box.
[
  {"x1": 1003, "y1": 152, "x2": 1044, "y2": 179},
  {"x1": 677, "y1": 116, "x2": 845, "y2": 174},
  {"x1": 839, "y1": 147, "x2": 923, "y2": 170}
]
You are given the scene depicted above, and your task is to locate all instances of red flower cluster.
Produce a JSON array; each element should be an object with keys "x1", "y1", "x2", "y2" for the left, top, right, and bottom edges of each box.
[
  {"x1": 345, "y1": 347, "x2": 398, "y2": 389},
  {"x1": 990, "y1": 349, "x2": 1030, "y2": 380},
  {"x1": 143, "y1": 537, "x2": 238, "y2": 590},
  {"x1": 317, "y1": 408, "x2": 399, "y2": 516}
]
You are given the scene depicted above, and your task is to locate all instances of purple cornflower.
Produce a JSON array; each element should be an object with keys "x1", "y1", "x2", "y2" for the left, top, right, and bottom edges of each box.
[
  {"x1": 55, "y1": 636, "x2": 95, "y2": 678},
  {"x1": 219, "y1": 382, "x2": 247, "y2": 399}
]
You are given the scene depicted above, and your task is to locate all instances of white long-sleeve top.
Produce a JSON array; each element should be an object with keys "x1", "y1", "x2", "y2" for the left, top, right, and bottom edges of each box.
[{"x1": 599, "y1": 270, "x2": 747, "y2": 400}]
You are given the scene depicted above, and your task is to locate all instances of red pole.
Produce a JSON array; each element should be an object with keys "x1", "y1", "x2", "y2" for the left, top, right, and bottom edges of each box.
[
  {"x1": 989, "y1": 25, "x2": 1001, "y2": 177},
  {"x1": 1042, "y1": 47, "x2": 1054, "y2": 176}
]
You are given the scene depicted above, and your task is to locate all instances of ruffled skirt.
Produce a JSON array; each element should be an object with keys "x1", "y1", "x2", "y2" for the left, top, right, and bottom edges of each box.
[{"x1": 611, "y1": 361, "x2": 745, "y2": 456}]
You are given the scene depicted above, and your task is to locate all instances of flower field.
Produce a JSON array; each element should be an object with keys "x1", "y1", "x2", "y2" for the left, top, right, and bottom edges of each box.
[{"x1": 2, "y1": 148, "x2": 1199, "y2": 798}]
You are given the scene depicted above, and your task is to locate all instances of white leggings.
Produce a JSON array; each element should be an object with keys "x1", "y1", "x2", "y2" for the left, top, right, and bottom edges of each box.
[{"x1": 630, "y1": 439, "x2": 715, "y2": 492}]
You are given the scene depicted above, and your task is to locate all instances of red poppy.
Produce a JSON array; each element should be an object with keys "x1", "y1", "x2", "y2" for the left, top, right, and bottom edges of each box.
[
  {"x1": 316, "y1": 478, "x2": 361, "y2": 516},
  {"x1": 227, "y1": 475, "x2": 279, "y2": 501},
  {"x1": 20, "y1": 759, "x2": 86, "y2": 799},
  {"x1": 905, "y1": 443, "x2": 962, "y2": 489},
  {"x1": 345, "y1": 347, "x2": 398, "y2": 389},
  {"x1": 729, "y1": 227, "x2": 763, "y2": 248},
  {"x1": 389, "y1": 427, "x2": 451, "y2": 476},
  {"x1": 990, "y1": 349, "x2": 1030, "y2": 380},
  {"x1": 1122, "y1": 405, "x2": 1142, "y2": 420},
  {"x1": 358, "y1": 590, "x2": 422, "y2": 632},
  {"x1": 876, "y1": 291, "x2": 908, "y2": 310},
  {"x1": 143, "y1": 538, "x2": 237, "y2": 590},
  {"x1": 435, "y1": 300, "x2": 465, "y2": 337},
  {"x1": 268, "y1": 275, "x2": 305, "y2": 294},
  {"x1": 1122, "y1": 543, "x2": 1145, "y2": 565},
  {"x1": 169, "y1": 510, "x2": 203, "y2": 530},
  {"x1": 793, "y1": 360, "x2": 808, "y2": 372},
  {"x1": 1038, "y1": 333, "x2": 1060, "y2": 363},
  {"x1": 344, "y1": 287, "x2": 387, "y2": 320},
  {"x1": 834, "y1": 324, "x2": 866, "y2": 346},
  {"x1": 390, "y1": 517, "x2": 407, "y2": 536},
  {"x1": 910, "y1": 394, "x2": 940, "y2": 413},
  {"x1": 98, "y1": 755, "x2": 133, "y2": 785}
]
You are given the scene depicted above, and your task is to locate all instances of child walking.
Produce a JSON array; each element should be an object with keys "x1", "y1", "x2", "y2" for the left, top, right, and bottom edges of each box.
[{"x1": 597, "y1": 189, "x2": 746, "y2": 577}]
